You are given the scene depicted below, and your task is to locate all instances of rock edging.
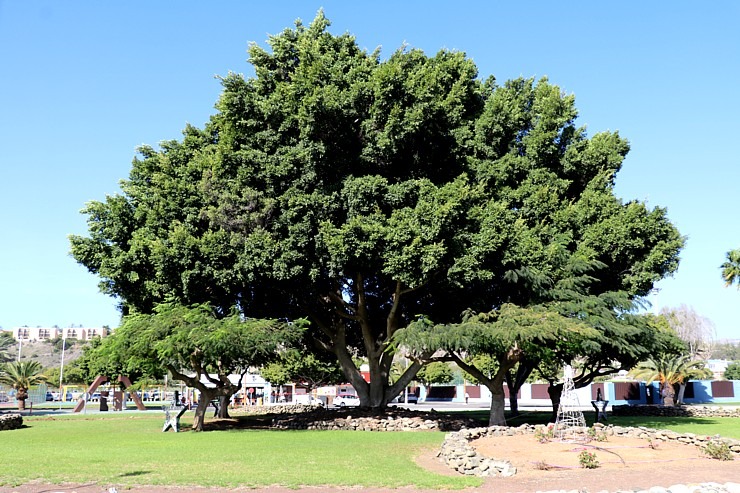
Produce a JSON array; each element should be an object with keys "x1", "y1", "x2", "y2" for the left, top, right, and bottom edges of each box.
[
  {"x1": 267, "y1": 406, "x2": 477, "y2": 431},
  {"x1": 612, "y1": 404, "x2": 740, "y2": 418},
  {"x1": 0, "y1": 413, "x2": 23, "y2": 431}
]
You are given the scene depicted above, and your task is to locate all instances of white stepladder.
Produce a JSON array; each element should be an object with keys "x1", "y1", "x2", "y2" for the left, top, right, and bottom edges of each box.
[{"x1": 554, "y1": 365, "x2": 587, "y2": 442}]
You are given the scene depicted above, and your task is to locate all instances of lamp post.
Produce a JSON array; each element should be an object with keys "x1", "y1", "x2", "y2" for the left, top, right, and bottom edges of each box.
[{"x1": 58, "y1": 329, "x2": 67, "y2": 410}]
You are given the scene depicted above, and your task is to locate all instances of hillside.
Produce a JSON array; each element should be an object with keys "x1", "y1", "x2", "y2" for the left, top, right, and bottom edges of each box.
[{"x1": 5, "y1": 339, "x2": 85, "y2": 369}]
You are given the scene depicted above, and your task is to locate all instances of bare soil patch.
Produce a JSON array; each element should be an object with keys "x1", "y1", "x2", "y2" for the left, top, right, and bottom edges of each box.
[{"x1": 465, "y1": 433, "x2": 740, "y2": 492}]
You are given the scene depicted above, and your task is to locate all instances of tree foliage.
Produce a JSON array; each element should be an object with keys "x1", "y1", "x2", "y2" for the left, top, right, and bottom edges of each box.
[
  {"x1": 69, "y1": 12, "x2": 683, "y2": 409},
  {"x1": 720, "y1": 249, "x2": 740, "y2": 288},
  {"x1": 629, "y1": 354, "x2": 711, "y2": 406},
  {"x1": 395, "y1": 303, "x2": 601, "y2": 424},
  {"x1": 416, "y1": 362, "x2": 455, "y2": 387},
  {"x1": 712, "y1": 342, "x2": 740, "y2": 361},
  {"x1": 723, "y1": 362, "x2": 740, "y2": 380},
  {"x1": 86, "y1": 304, "x2": 304, "y2": 430},
  {"x1": 260, "y1": 349, "x2": 344, "y2": 391},
  {"x1": 0, "y1": 361, "x2": 47, "y2": 410},
  {"x1": 0, "y1": 332, "x2": 14, "y2": 362}
]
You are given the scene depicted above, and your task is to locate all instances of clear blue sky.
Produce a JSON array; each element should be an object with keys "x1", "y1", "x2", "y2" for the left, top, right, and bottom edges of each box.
[{"x1": 1, "y1": 2, "x2": 738, "y2": 340}]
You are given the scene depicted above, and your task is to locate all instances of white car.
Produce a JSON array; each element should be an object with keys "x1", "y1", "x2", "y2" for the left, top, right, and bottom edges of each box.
[
  {"x1": 293, "y1": 394, "x2": 324, "y2": 406},
  {"x1": 333, "y1": 393, "x2": 360, "y2": 407}
]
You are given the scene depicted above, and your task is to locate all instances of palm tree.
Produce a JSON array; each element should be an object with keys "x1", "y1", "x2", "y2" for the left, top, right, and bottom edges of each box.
[
  {"x1": 721, "y1": 249, "x2": 740, "y2": 288},
  {"x1": 0, "y1": 361, "x2": 47, "y2": 410},
  {"x1": 629, "y1": 355, "x2": 710, "y2": 406}
]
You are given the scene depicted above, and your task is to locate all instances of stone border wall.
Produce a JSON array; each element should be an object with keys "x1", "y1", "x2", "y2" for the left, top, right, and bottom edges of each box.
[
  {"x1": 0, "y1": 413, "x2": 23, "y2": 431},
  {"x1": 612, "y1": 404, "x2": 740, "y2": 418},
  {"x1": 267, "y1": 406, "x2": 478, "y2": 431},
  {"x1": 438, "y1": 423, "x2": 740, "y2": 478}
]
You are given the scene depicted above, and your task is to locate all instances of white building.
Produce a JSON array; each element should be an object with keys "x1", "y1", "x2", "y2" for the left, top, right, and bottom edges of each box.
[
  {"x1": 706, "y1": 359, "x2": 732, "y2": 380},
  {"x1": 10, "y1": 326, "x2": 109, "y2": 342}
]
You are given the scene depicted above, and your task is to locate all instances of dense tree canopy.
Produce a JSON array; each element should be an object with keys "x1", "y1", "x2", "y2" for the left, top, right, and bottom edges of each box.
[{"x1": 70, "y1": 12, "x2": 683, "y2": 408}]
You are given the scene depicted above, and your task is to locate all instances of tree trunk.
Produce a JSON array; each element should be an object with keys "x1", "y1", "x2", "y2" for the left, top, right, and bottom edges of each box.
[
  {"x1": 488, "y1": 390, "x2": 507, "y2": 426},
  {"x1": 661, "y1": 383, "x2": 676, "y2": 407},
  {"x1": 217, "y1": 395, "x2": 231, "y2": 419},
  {"x1": 486, "y1": 364, "x2": 511, "y2": 426},
  {"x1": 506, "y1": 362, "x2": 535, "y2": 418},
  {"x1": 192, "y1": 388, "x2": 217, "y2": 432},
  {"x1": 547, "y1": 383, "x2": 563, "y2": 423},
  {"x1": 676, "y1": 383, "x2": 686, "y2": 405},
  {"x1": 16, "y1": 388, "x2": 28, "y2": 411},
  {"x1": 507, "y1": 386, "x2": 519, "y2": 417}
]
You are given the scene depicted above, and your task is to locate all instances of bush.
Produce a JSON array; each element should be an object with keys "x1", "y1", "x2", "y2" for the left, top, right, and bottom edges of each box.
[
  {"x1": 578, "y1": 450, "x2": 600, "y2": 469},
  {"x1": 703, "y1": 440, "x2": 733, "y2": 461}
]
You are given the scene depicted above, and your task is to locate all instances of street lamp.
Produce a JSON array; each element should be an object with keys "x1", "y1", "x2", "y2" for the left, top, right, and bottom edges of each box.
[{"x1": 59, "y1": 328, "x2": 67, "y2": 410}]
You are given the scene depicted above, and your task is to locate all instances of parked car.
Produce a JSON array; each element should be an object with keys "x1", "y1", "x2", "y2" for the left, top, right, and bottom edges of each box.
[{"x1": 333, "y1": 393, "x2": 360, "y2": 407}]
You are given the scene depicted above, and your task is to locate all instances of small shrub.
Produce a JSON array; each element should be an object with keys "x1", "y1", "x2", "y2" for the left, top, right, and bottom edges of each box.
[
  {"x1": 587, "y1": 427, "x2": 608, "y2": 442},
  {"x1": 534, "y1": 424, "x2": 554, "y2": 443},
  {"x1": 533, "y1": 460, "x2": 552, "y2": 470},
  {"x1": 703, "y1": 440, "x2": 733, "y2": 461},
  {"x1": 578, "y1": 450, "x2": 600, "y2": 469}
]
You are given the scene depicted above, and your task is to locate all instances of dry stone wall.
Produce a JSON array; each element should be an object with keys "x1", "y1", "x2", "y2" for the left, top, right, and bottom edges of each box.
[
  {"x1": 266, "y1": 406, "x2": 478, "y2": 431},
  {"x1": 612, "y1": 404, "x2": 740, "y2": 418}
]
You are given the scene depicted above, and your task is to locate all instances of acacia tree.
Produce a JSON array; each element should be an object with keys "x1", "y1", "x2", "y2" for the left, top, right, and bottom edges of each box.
[
  {"x1": 70, "y1": 13, "x2": 683, "y2": 409},
  {"x1": 89, "y1": 304, "x2": 304, "y2": 431},
  {"x1": 396, "y1": 304, "x2": 601, "y2": 425}
]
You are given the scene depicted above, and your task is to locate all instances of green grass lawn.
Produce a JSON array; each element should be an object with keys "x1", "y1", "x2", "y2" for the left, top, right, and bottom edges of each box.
[
  {"x1": 607, "y1": 415, "x2": 740, "y2": 439},
  {"x1": 0, "y1": 413, "x2": 481, "y2": 489},
  {"x1": 1, "y1": 410, "x2": 737, "y2": 489},
  {"x1": 444, "y1": 410, "x2": 740, "y2": 439}
]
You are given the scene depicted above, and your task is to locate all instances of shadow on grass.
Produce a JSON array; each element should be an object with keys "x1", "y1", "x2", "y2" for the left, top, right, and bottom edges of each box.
[{"x1": 118, "y1": 470, "x2": 152, "y2": 478}]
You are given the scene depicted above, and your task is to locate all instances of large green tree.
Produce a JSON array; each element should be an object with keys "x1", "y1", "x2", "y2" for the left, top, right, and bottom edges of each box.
[
  {"x1": 70, "y1": 13, "x2": 683, "y2": 409},
  {"x1": 87, "y1": 304, "x2": 304, "y2": 431}
]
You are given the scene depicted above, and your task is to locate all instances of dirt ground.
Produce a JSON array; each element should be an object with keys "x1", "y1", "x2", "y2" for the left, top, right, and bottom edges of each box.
[
  {"x1": 465, "y1": 433, "x2": 740, "y2": 492},
  {"x1": 1, "y1": 434, "x2": 737, "y2": 493}
]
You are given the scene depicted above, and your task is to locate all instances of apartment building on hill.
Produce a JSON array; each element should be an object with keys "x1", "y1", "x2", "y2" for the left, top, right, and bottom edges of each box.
[{"x1": 9, "y1": 325, "x2": 109, "y2": 342}]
